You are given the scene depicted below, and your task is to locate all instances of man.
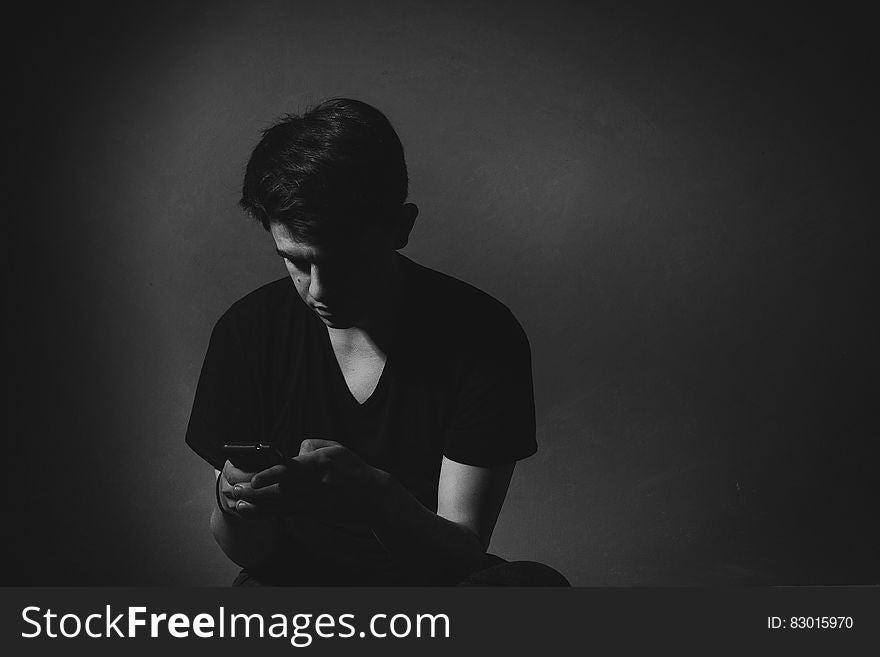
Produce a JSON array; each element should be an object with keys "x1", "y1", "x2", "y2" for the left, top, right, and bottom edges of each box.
[{"x1": 185, "y1": 98, "x2": 567, "y2": 586}]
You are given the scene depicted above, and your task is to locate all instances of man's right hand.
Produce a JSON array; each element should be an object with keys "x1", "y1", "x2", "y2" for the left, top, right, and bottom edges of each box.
[
  {"x1": 212, "y1": 461, "x2": 282, "y2": 569},
  {"x1": 217, "y1": 460, "x2": 285, "y2": 519},
  {"x1": 218, "y1": 452, "x2": 357, "y2": 523}
]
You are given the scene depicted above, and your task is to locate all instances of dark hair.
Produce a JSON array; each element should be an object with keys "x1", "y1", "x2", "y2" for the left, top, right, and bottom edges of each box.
[{"x1": 239, "y1": 98, "x2": 408, "y2": 242}]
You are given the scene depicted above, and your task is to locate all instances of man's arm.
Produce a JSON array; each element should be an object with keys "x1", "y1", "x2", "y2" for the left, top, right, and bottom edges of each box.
[
  {"x1": 369, "y1": 456, "x2": 516, "y2": 584},
  {"x1": 248, "y1": 441, "x2": 517, "y2": 584}
]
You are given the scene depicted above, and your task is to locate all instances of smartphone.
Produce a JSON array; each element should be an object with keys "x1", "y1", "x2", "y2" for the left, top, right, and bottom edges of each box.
[{"x1": 221, "y1": 443, "x2": 286, "y2": 471}]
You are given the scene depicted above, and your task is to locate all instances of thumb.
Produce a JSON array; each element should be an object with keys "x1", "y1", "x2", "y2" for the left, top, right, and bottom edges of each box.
[{"x1": 298, "y1": 438, "x2": 341, "y2": 455}]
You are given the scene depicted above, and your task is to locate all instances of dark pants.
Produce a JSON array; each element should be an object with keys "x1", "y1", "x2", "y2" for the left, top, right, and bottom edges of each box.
[{"x1": 232, "y1": 553, "x2": 570, "y2": 587}]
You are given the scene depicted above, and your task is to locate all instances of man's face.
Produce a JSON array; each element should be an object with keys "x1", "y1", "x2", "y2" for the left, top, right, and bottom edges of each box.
[{"x1": 269, "y1": 221, "x2": 396, "y2": 329}]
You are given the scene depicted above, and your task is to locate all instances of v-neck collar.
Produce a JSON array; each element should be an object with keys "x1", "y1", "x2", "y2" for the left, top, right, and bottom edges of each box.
[
  {"x1": 311, "y1": 253, "x2": 410, "y2": 410},
  {"x1": 321, "y1": 327, "x2": 391, "y2": 409}
]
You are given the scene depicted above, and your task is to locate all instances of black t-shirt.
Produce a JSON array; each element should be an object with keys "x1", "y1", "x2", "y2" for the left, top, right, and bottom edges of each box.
[{"x1": 185, "y1": 253, "x2": 537, "y2": 584}]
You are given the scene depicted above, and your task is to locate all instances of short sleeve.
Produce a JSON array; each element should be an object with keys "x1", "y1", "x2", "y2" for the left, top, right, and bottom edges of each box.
[
  {"x1": 442, "y1": 314, "x2": 537, "y2": 466},
  {"x1": 185, "y1": 310, "x2": 260, "y2": 470}
]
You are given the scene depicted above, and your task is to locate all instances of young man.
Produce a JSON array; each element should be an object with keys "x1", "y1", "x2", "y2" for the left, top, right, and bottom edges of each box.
[{"x1": 185, "y1": 98, "x2": 567, "y2": 586}]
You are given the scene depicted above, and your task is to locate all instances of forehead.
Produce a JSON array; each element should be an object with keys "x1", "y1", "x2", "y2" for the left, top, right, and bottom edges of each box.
[
  {"x1": 269, "y1": 222, "x2": 368, "y2": 260},
  {"x1": 270, "y1": 223, "x2": 317, "y2": 254}
]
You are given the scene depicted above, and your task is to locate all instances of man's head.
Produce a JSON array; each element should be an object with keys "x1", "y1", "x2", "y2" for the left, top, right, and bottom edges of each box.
[{"x1": 239, "y1": 98, "x2": 418, "y2": 328}]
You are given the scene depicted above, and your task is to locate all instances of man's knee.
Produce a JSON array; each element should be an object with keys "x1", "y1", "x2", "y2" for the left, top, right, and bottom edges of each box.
[
  {"x1": 457, "y1": 560, "x2": 570, "y2": 586},
  {"x1": 232, "y1": 568, "x2": 267, "y2": 586}
]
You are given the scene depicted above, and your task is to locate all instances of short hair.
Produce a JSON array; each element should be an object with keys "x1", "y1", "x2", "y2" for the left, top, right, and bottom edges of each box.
[{"x1": 239, "y1": 98, "x2": 409, "y2": 243}]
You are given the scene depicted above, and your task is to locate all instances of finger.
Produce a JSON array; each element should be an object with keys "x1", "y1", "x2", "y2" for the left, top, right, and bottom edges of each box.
[
  {"x1": 235, "y1": 482, "x2": 283, "y2": 502},
  {"x1": 231, "y1": 500, "x2": 270, "y2": 519},
  {"x1": 219, "y1": 471, "x2": 240, "y2": 499},
  {"x1": 217, "y1": 475, "x2": 241, "y2": 514},
  {"x1": 223, "y1": 460, "x2": 259, "y2": 485},
  {"x1": 291, "y1": 451, "x2": 328, "y2": 477},
  {"x1": 298, "y1": 438, "x2": 341, "y2": 455},
  {"x1": 250, "y1": 464, "x2": 290, "y2": 489},
  {"x1": 290, "y1": 451, "x2": 334, "y2": 488}
]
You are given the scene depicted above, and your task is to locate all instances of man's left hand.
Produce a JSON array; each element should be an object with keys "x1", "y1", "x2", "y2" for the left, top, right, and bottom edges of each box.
[{"x1": 245, "y1": 439, "x2": 387, "y2": 515}]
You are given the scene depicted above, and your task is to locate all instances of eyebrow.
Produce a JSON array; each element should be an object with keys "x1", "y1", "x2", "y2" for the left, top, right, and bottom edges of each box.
[
  {"x1": 275, "y1": 247, "x2": 310, "y2": 260},
  {"x1": 275, "y1": 247, "x2": 331, "y2": 265}
]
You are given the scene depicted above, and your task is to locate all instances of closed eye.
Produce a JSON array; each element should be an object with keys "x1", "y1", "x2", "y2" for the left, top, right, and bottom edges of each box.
[{"x1": 282, "y1": 256, "x2": 309, "y2": 271}]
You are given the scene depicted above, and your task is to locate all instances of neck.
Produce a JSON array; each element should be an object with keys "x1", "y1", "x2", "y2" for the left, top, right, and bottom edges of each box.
[{"x1": 327, "y1": 253, "x2": 405, "y2": 352}]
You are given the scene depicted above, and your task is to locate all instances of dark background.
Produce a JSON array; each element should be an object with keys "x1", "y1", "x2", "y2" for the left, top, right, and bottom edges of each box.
[{"x1": 8, "y1": 1, "x2": 877, "y2": 585}]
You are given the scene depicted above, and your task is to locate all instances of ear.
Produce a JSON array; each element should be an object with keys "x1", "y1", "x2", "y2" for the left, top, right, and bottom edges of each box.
[{"x1": 392, "y1": 203, "x2": 419, "y2": 250}]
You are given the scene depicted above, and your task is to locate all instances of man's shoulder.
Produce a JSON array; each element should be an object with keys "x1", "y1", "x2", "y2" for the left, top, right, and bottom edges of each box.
[
  {"x1": 402, "y1": 256, "x2": 526, "y2": 344},
  {"x1": 216, "y1": 277, "x2": 299, "y2": 333},
  {"x1": 227, "y1": 277, "x2": 294, "y2": 311},
  {"x1": 406, "y1": 255, "x2": 512, "y2": 310}
]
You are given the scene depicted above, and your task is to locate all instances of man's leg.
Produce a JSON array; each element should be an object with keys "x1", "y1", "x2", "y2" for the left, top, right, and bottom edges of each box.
[
  {"x1": 232, "y1": 554, "x2": 571, "y2": 586},
  {"x1": 232, "y1": 568, "x2": 267, "y2": 586},
  {"x1": 456, "y1": 554, "x2": 570, "y2": 586}
]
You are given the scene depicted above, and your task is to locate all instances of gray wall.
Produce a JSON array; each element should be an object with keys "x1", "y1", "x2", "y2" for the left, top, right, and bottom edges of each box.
[{"x1": 10, "y1": 1, "x2": 876, "y2": 585}]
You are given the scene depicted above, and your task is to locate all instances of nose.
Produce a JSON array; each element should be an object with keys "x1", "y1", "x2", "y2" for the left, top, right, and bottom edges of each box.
[{"x1": 308, "y1": 264, "x2": 326, "y2": 303}]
